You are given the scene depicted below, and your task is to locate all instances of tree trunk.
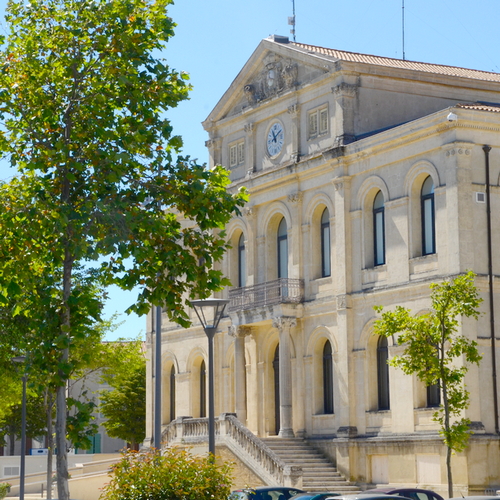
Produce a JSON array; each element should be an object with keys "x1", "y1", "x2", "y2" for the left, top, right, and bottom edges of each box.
[
  {"x1": 55, "y1": 384, "x2": 69, "y2": 500},
  {"x1": 446, "y1": 444, "x2": 453, "y2": 498},
  {"x1": 45, "y1": 391, "x2": 54, "y2": 500},
  {"x1": 9, "y1": 432, "x2": 15, "y2": 456}
]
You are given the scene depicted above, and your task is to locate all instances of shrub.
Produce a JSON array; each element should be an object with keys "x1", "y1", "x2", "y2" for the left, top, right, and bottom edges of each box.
[
  {"x1": 0, "y1": 483, "x2": 11, "y2": 500},
  {"x1": 100, "y1": 448, "x2": 233, "y2": 500}
]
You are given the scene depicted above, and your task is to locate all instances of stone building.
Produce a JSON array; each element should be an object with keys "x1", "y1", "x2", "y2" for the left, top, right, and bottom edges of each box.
[{"x1": 145, "y1": 36, "x2": 500, "y2": 495}]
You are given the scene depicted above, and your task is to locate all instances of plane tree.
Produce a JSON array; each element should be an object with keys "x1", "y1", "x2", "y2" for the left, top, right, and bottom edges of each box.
[
  {"x1": 0, "y1": 1, "x2": 246, "y2": 499},
  {"x1": 374, "y1": 271, "x2": 482, "y2": 497}
]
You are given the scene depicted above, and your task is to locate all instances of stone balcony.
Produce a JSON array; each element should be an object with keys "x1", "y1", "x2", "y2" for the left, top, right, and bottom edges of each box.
[{"x1": 228, "y1": 278, "x2": 304, "y2": 326}]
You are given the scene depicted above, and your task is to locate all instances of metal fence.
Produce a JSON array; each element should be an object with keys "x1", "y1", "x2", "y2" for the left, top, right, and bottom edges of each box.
[{"x1": 228, "y1": 278, "x2": 304, "y2": 312}]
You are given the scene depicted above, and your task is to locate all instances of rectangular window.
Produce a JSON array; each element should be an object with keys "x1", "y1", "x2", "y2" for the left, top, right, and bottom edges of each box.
[
  {"x1": 229, "y1": 140, "x2": 245, "y2": 168},
  {"x1": 238, "y1": 142, "x2": 245, "y2": 164},
  {"x1": 229, "y1": 144, "x2": 237, "y2": 167},
  {"x1": 308, "y1": 105, "x2": 328, "y2": 139},
  {"x1": 320, "y1": 108, "x2": 328, "y2": 134},
  {"x1": 309, "y1": 112, "x2": 318, "y2": 137}
]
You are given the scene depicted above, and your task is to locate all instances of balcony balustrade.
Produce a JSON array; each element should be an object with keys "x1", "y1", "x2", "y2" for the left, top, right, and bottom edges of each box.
[{"x1": 228, "y1": 278, "x2": 304, "y2": 312}]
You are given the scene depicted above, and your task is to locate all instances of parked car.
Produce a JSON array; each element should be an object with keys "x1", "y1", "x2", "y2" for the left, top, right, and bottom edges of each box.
[
  {"x1": 230, "y1": 487, "x2": 305, "y2": 500},
  {"x1": 362, "y1": 487, "x2": 444, "y2": 500},
  {"x1": 292, "y1": 493, "x2": 342, "y2": 500},
  {"x1": 324, "y1": 495, "x2": 414, "y2": 500}
]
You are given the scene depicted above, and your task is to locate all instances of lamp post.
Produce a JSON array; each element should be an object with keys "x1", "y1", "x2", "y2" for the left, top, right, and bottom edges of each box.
[
  {"x1": 12, "y1": 356, "x2": 27, "y2": 500},
  {"x1": 190, "y1": 299, "x2": 229, "y2": 458}
]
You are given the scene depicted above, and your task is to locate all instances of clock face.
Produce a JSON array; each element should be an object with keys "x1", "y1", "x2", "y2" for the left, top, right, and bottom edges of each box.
[{"x1": 267, "y1": 122, "x2": 284, "y2": 157}]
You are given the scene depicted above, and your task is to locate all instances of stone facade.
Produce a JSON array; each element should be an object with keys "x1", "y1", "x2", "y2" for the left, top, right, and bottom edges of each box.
[{"x1": 145, "y1": 36, "x2": 500, "y2": 496}]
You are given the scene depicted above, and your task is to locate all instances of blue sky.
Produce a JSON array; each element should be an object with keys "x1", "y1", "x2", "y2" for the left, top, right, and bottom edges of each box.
[{"x1": 0, "y1": 0, "x2": 498, "y2": 340}]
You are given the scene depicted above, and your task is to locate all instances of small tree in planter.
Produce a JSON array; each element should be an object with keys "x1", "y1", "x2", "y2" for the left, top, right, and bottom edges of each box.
[{"x1": 101, "y1": 448, "x2": 233, "y2": 500}]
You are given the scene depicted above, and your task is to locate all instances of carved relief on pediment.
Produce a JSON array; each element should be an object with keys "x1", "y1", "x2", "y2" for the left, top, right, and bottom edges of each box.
[{"x1": 244, "y1": 54, "x2": 298, "y2": 105}]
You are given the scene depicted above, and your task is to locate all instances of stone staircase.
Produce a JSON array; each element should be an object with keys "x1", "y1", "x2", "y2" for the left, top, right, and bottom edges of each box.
[{"x1": 260, "y1": 437, "x2": 360, "y2": 494}]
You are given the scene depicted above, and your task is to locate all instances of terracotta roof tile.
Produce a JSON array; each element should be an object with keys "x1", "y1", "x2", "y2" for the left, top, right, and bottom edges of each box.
[
  {"x1": 457, "y1": 103, "x2": 500, "y2": 112},
  {"x1": 289, "y1": 42, "x2": 500, "y2": 83}
]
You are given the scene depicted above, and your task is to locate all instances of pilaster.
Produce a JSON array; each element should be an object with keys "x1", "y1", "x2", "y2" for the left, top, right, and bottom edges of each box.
[
  {"x1": 205, "y1": 137, "x2": 222, "y2": 168},
  {"x1": 229, "y1": 325, "x2": 253, "y2": 425},
  {"x1": 332, "y1": 81, "x2": 358, "y2": 146},
  {"x1": 288, "y1": 103, "x2": 300, "y2": 163},
  {"x1": 288, "y1": 192, "x2": 303, "y2": 280},
  {"x1": 245, "y1": 123, "x2": 255, "y2": 176}
]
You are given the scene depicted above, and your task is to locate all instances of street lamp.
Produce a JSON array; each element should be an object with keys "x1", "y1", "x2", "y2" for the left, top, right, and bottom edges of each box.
[
  {"x1": 190, "y1": 299, "x2": 229, "y2": 458},
  {"x1": 12, "y1": 356, "x2": 27, "y2": 500}
]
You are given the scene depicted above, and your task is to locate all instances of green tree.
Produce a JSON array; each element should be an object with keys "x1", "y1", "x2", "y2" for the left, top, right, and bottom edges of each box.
[
  {"x1": 0, "y1": 0, "x2": 245, "y2": 497},
  {"x1": 374, "y1": 271, "x2": 483, "y2": 497},
  {"x1": 101, "y1": 448, "x2": 233, "y2": 500},
  {"x1": 99, "y1": 341, "x2": 146, "y2": 448}
]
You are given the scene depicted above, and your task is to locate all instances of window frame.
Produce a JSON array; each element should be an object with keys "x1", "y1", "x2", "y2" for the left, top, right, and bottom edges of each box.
[
  {"x1": 323, "y1": 341, "x2": 334, "y2": 414},
  {"x1": 373, "y1": 191, "x2": 385, "y2": 267},
  {"x1": 277, "y1": 217, "x2": 288, "y2": 279},
  {"x1": 229, "y1": 139, "x2": 245, "y2": 168},
  {"x1": 308, "y1": 105, "x2": 329, "y2": 140},
  {"x1": 377, "y1": 336, "x2": 390, "y2": 410},
  {"x1": 421, "y1": 176, "x2": 436, "y2": 256},
  {"x1": 238, "y1": 233, "x2": 246, "y2": 288},
  {"x1": 321, "y1": 208, "x2": 331, "y2": 277}
]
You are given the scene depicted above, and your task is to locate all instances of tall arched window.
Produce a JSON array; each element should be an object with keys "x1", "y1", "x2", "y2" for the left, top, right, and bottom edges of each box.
[
  {"x1": 323, "y1": 341, "x2": 334, "y2": 414},
  {"x1": 200, "y1": 360, "x2": 206, "y2": 418},
  {"x1": 421, "y1": 176, "x2": 435, "y2": 255},
  {"x1": 373, "y1": 191, "x2": 385, "y2": 266},
  {"x1": 277, "y1": 217, "x2": 288, "y2": 279},
  {"x1": 238, "y1": 233, "x2": 246, "y2": 287},
  {"x1": 377, "y1": 336, "x2": 390, "y2": 410},
  {"x1": 321, "y1": 208, "x2": 331, "y2": 278},
  {"x1": 170, "y1": 365, "x2": 176, "y2": 422}
]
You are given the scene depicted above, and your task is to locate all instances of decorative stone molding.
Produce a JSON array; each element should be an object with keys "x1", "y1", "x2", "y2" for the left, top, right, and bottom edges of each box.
[
  {"x1": 445, "y1": 147, "x2": 472, "y2": 157},
  {"x1": 288, "y1": 103, "x2": 299, "y2": 115},
  {"x1": 244, "y1": 122, "x2": 254, "y2": 134},
  {"x1": 272, "y1": 316, "x2": 297, "y2": 330},
  {"x1": 333, "y1": 180, "x2": 343, "y2": 191},
  {"x1": 336, "y1": 294, "x2": 352, "y2": 310},
  {"x1": 146, "y1": 331, "x2": 153, "y2": 344},
  {"x1": 287, "y1": 192, "x2": 303, "y2": 204},
  {"x1": 332, "y1": 82, "x2": 358, "y2": 98},
  {"x1": 229, "y1": 325, "x2": 254, "y2": 338},
  {"x1": 243, "y1": 207, "x2": 255, "y2": 219},
  {"x1": 205, "y1": 138, "x2": 221, "y2": 149},
  {"x1": 243, "y1": 55, "x2": 298, "y2": 104}
]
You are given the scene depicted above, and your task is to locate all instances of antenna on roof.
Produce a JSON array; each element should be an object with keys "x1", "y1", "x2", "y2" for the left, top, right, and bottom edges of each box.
[
  {"x1": 402, "y1": 0, "x2": 406, "y2": 60},
  {"x1": 288, "y1": 0, "x2": 296, "y2": 42}
]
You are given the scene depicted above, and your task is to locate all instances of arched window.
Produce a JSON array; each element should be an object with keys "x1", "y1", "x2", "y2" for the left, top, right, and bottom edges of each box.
[
  {"x1": 323, "y1": 341, "x2": 334, "y2": 414},
  {"x1": 321, "y1": 208, "x2": 331, "y2": 278},
  {"x1": 200, "y1": 360, "x2": 206, "y2": 418},
  {"x1": 170, "y1": 365, "x2": 176, "y2": 422},
  {"x1": 373, "y1": 191, "x2": 385, "y2": 266},
  {"x1": 377, "y1": 336, "x2": 390, "y2": 410},
  {"x1": 238, "y1": 233, "x2": 246, "y2": 287},
  {"x1": 421, "y1": 176, "x2": 435, "y2": 255},
  {"x1": 277, "y1": 218, "x2": 288, "y2": 279}
]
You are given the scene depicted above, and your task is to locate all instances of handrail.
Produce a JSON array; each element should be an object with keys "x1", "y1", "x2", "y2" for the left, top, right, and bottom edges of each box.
[
  {"x1": 228, "y1": 278, "x2": 304, "y2": 312},
  {"x1": 161, "y1": 414, "x2": 301, "y2": 486}
]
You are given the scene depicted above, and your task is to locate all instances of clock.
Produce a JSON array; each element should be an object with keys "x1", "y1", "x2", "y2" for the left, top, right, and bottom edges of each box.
[{"x1": 267, "y1": 122, "x2": 284, "y2": 157}]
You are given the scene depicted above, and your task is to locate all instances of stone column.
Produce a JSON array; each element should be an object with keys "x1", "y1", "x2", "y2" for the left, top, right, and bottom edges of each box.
[
  {"x1": 244, "y1": 123, "x2": 255, "y2": 176},
  {"x1": 229, "y1": 325, "x2": 252, "y2": 425},
  {"x1": 288, "y1": 103, "x2": 300, "y2": 163},
  {"x1": 273, "y1": 316, "x2": 297, "y2": 438}
]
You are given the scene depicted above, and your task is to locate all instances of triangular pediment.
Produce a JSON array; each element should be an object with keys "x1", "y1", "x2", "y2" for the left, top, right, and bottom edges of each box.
[{"x1": 203, "y1": 38, "x2": 339, "y2": 129}]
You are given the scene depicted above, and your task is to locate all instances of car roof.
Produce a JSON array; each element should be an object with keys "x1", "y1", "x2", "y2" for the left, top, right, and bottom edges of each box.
[{"x1": 326, "y1": 495, "x2": 414, "y2": 500}]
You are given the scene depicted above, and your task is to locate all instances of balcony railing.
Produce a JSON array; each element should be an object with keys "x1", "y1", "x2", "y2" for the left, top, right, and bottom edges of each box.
[{"x1": 228, "y1": 278, "x2": 304, "y2": 312}]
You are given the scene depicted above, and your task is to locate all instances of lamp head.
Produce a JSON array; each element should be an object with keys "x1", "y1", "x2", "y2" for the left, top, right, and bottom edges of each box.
[{"x1": 190, "y1": 299, "x2": 229, "y2": 331}]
